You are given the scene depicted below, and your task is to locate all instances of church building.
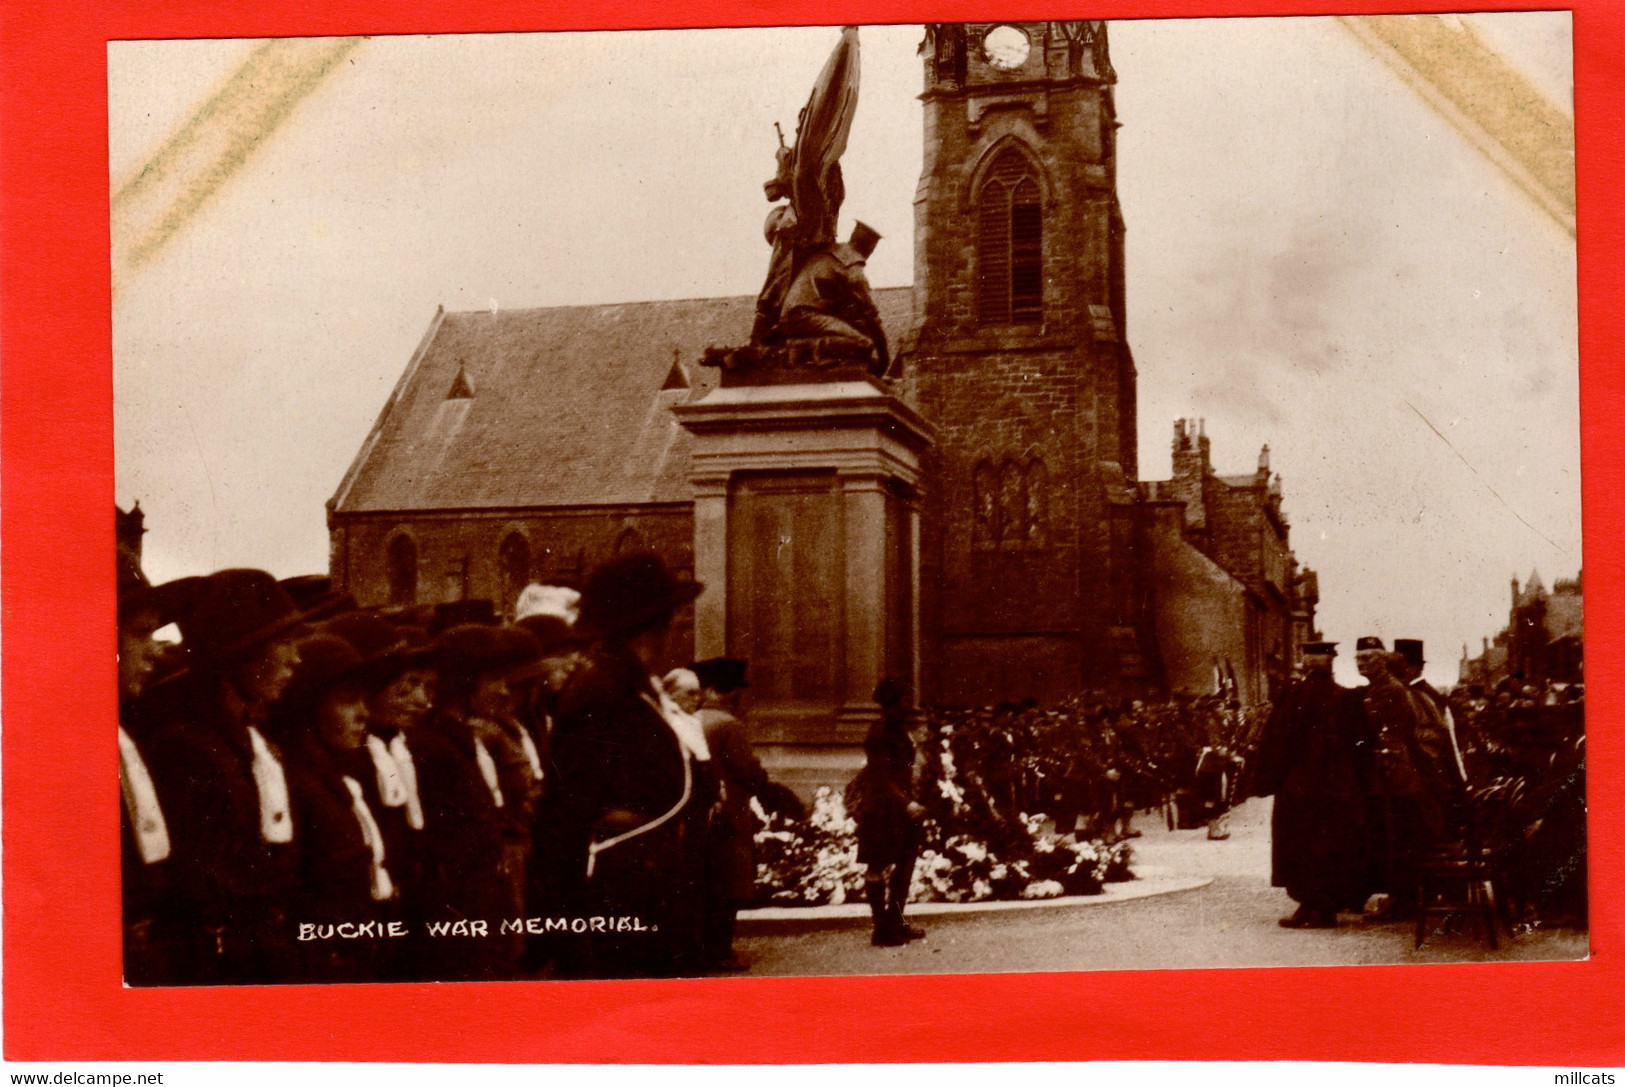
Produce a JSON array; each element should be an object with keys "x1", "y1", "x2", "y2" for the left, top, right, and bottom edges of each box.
[{"x1": 329, "y1": 23, "x2": 1319, "y2": 779}]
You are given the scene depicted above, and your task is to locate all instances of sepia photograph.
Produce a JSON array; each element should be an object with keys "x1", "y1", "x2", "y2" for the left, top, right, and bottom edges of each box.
[{"x1": 109, "y1": 14, "x2": 1583, "y2": 988}]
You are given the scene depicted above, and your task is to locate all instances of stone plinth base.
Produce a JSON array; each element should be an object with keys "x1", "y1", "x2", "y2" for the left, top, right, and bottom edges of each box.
[{"x1": 675, "y1": 380, "x2": 935, "y2": 790}]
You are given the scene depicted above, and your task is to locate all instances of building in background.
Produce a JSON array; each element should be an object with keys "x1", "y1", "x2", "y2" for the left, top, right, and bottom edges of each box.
[
  {"x1": 329, "y1": 21, "x2": 1318, "y2": 711},
  {"x1": 1460, "y1": 570, "x2": 1583, "y2": 689}
]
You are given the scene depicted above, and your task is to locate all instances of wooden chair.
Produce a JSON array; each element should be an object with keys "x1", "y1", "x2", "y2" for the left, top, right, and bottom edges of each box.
[{"x1": 1415, "y1": 780, "x2": 1521, "y2": 950}]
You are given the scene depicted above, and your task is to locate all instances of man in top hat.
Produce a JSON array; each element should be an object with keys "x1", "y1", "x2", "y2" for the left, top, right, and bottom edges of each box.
[
  {"x1": 547, "y1": 550, "x2": 712, "y2": 978},
  {"x1": 144, "y1": 569, "x2": 308, "y2": 984},
  {"x1": 1355, "y1": 636, "x2": 1445, "y2": 920},
  {"x1": 773, "y1": 221, "x2": 890, "y2": 375},
  {"x1": 1249, "y1": 641, "x2": 1372, "y2": 928},
  {"x1": 689, "y1": 657, "x2": 775, "y2": 971},
  {"x1": 1392, "y1": 639, "x2": 1468, "y2": 811}
]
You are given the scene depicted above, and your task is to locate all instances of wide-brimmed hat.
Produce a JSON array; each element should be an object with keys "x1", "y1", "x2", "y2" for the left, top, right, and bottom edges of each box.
[
  {"x1": 578, "y1": 551, "x2": 703, "y2": 638},
  {"x1": 430, "y1": 599, "x2": 496, "y2": 635},
  {"x1": 1301, "y1": 641, "x2": 1338, "y2": 657},
  {"x1": 282, "y1": 632, "x2": 395, "y2": 716},
  {"x1": 115, "y1": 527, "x2": 201, "y2": 623},
  {"x1": 119, "y1": 571, "x2": 204, "y2": 627},
  {"x1": 515, "y1": 614, "x2": 588, "y2": 657},
  {"x1": 434, "y1": 623, "x2": 544, "y2": 679},
  {"x1": 174, "y1": 569, "x2": 307, "y2": 670},
  {"x1": 324, "y1": 611, "x2": 439, "y2": 678},
  {"x1": 691, "y1": 657, "x2": 750, "y2": 693},
  {"x1": 279, "y1": 575, "x2": 357, "y2": 624}
]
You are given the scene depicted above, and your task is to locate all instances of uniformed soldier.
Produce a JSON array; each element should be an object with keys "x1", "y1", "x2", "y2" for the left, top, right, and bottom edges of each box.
[
  {"x1": 1355, "y1": 636, "x2": 1445, "y2": 921},
  {"x1": 774, "y1": 221, "x2": 890, "y2": 374}
]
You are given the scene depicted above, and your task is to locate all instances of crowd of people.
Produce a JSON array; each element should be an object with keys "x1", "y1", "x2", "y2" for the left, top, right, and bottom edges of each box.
[
  {"x1": 118, "y1": 520, "x2": 1585, "y2": 984},
  {"x1": 1249, "y1": 637, "x2": 1586, "y2": 931},
  {"x1": 914, "y1": 694, "x2": 1262, "y2": 853},
  {"x1": 118, "y1": 540, "x2": 801, "y2": 984}
]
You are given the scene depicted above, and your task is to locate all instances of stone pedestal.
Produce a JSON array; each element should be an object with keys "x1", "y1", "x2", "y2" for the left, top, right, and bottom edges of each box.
[{"x1": 674, "y1": 380, "x2": 935, "y2": 795}]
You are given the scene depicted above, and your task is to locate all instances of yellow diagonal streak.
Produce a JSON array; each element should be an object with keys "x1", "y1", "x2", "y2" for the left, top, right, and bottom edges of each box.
[
  {"x1": 111, "y1": 36, "x2": 365, "y2": 293},
  {"x1": 1338, "y1": 15, "x2": 1574, "y2": 236}
]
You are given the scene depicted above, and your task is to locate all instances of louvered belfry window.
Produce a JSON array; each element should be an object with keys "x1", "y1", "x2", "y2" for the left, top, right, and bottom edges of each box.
[{"x1": 976, "y1": 151, "x2": 1043, "y2": 326}]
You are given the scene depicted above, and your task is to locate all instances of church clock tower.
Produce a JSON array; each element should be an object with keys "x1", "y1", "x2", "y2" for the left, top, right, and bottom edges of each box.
[{"x1": 906, "y1": 22, "x2": 1152, "y2": 705}]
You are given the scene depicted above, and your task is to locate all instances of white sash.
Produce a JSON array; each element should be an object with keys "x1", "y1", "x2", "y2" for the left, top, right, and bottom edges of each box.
[
  {"x1": 246, "y1": 725, "x2": 293, "y2": 844},
  {"x1": 584, "y1": 690, "x2": 695, "y2": 881},
  {"x1": 473, "y1": 735, "x2": 505, "y2": 808},
  {"x1": 388, "y1": 733, "x2": 424, "y2": 830},
  {"x1": 516, "y1": 725, "x2": 545, "y2": 782},
  {"x1": 366, "y1": 735, "x2": 410, "y2": 808},
  {"x1": 342, "y1": 775, "x2": 395, "y2": 902},
  {"x1": 118, "y1": 726, "x2": 170, "y2": 864}
]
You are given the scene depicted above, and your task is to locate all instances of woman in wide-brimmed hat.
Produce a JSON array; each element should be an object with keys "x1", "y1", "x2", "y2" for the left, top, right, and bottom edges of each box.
[
  {"x1": 322, "y1": 611, "x2": 439, "y2": 934},
  {"x1": 377, "y1": 622, "x2": 536, "y2": 980},
  {"x1": 276, "y1": 633, "x2": 400, "y2": 981},
  {"x1": 548, "y1": 551, "x2": 715, "y2": 979},
  {"x1": 116, "y1": 547, "x2": 198, "y2": 987},
  {"x1": 143, "y1": 568, "x2": 311, "y2": 985},
  {"x1": 426, "y1": 623, "x2": 547, "y2": 976}
]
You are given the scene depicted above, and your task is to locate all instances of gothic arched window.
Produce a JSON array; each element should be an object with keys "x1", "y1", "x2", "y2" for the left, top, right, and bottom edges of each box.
[
  {"x1": 1023, "y1": 459, "x2": 1048, "y2": 547},
  {"x1": 976, "y1": 149, "x2": 1043, "y2": 327},
  {"x1": 971, "y1": 455, "x2": 1051, "y2": 551},
  {"x1": 387, "y1": 533, "x2": 418, "y2": 606},
  {"x1": 973, "y1": 460, "x2": 999, "y2": 548},
  {"x1": 998, "y1": 460, "x2": 1025, "y2": 548},
  {"x1": 499, "y1": 531, "x2": 530, "y2": 617}
]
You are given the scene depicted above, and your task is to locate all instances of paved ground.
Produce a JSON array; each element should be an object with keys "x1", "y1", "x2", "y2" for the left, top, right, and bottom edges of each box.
[{"x1": 730, "y1": 797, "x2": 1588, "y2": 977}]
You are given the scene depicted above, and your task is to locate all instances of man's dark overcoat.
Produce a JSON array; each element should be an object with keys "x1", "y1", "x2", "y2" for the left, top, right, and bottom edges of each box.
[
  {"x1": 1361, "y1": 674, "x2": 1447, "y2": 895},
  {"x1": 1251, "y1": 671, "x2": 1371, "y2": 911}
]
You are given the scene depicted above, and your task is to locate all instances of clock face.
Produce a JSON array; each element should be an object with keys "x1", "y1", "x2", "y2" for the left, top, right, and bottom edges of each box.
[{"x1": 983, "y1": 25, "x2": 1031, "y2": 71}]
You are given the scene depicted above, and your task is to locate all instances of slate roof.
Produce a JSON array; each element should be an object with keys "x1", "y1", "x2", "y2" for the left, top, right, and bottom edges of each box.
[{"x1": 331, "y1": 287, "x2": 916, "y2": 514}]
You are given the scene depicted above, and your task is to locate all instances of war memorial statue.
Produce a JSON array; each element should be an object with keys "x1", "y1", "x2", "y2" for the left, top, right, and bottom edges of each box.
[{"x1": 703, "y1": 26, "x2": 891, "y2": 383}]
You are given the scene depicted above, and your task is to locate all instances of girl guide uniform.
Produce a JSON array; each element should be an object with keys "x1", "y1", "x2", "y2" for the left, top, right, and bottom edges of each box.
[{"x1": 547, "y1": 551, "x2": 713, "y2": 979}]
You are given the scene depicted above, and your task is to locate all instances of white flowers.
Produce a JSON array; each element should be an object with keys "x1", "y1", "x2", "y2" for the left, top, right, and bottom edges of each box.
[
  {"x1": 1022, "y1": 880, "x2": 1064, "y2": 899},
  {"x1": 808, "y1": 786, "x2": 857, "y2": 837}
]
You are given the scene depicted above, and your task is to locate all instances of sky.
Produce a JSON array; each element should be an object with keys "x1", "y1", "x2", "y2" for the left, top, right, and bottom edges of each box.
[{"x1": 109, "y1": 14, "x2": 1579, "y2": 689}]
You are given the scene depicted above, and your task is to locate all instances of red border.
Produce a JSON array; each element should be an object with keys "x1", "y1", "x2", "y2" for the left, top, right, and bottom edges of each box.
[{"x1": 4, "y1": 0, "x2": 1620, "y2": 1064}]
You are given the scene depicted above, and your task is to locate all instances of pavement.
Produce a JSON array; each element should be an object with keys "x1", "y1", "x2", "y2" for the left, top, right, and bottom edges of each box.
[{"x1": 727, "y1": 796, "x2": 1589, "y2": 977}]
